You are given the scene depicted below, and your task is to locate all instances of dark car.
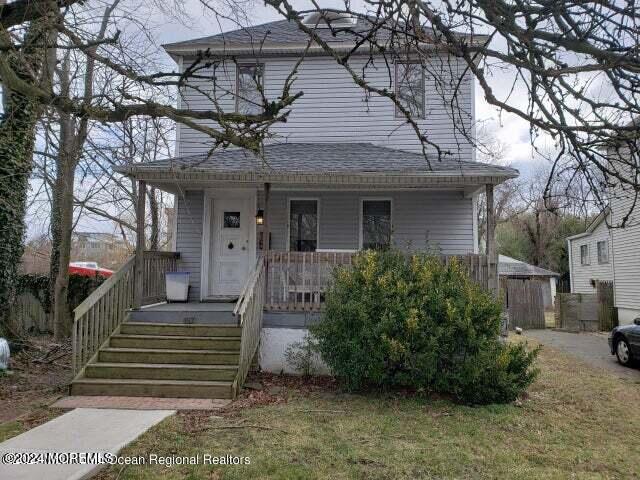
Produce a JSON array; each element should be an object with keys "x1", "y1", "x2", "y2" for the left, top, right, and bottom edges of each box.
[{"x1": 608, "y1": 318, "x2": 640, "y2": 366}]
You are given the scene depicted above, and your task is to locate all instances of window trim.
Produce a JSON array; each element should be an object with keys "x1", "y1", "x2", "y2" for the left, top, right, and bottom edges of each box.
[
  {"x1": 287, "y1": 197, "x2": 320, "y2": 252},
  {"x1": 235, "y1": 63, "x2": 265, "y2": 114},
  {"x1": 597, "y1": 240, "x2": 609, "y2": 264},
  {"x1": 394, "y1": 62, "x2": 426, "y2": 119},
  {"x1": 359, "y1": 197, "x2": 393, "y2": 250},
  {"x1": 580, "y1": 244, "x2": 590, "y2": 266}
]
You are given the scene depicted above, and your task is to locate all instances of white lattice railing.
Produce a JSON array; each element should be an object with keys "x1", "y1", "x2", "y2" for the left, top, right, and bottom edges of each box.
[{"x1": 264, "y1": 251, "x2": 489, "y2": 312}]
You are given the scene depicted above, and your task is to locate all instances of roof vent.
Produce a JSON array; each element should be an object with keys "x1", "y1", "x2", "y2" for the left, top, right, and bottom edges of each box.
[{"x1": 301, "y1": 11, "x2": 357, "y2": 29}]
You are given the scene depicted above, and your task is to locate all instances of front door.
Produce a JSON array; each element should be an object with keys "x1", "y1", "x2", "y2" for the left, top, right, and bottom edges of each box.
[{"x1": 210, "y1": 196, "x2": 253, "y2": 298}]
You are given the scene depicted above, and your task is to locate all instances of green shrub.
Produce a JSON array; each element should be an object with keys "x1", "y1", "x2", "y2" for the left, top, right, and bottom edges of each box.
[{"x1": 311, "y1": 250, "x2": 539, "y2": 404}]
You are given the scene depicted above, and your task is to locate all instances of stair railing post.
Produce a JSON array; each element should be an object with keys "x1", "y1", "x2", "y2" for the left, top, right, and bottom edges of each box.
[{"x1": 134, "y1": 180, "x2": 146, "y2": 309}]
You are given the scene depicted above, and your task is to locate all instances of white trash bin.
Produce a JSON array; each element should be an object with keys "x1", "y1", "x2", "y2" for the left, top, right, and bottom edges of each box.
[{"x1": 166, "y1": 272, "x2": 190, "y2": 302}]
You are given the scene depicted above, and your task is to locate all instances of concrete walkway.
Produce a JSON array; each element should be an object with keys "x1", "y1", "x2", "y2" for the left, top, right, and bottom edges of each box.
[
  {"x1": 0, "y1": 408, "x2": 174, "y2": 480},
  {"x1": 524, "y1": 329, "x2": 640, "y2": 381}
]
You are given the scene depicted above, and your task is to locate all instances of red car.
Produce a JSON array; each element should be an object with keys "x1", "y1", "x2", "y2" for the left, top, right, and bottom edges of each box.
[{"x1": 69, "y1": 262, "x2": 113, "y2": 278}]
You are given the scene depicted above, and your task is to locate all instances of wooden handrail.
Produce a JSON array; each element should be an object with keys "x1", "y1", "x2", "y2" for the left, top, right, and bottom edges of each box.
[
  {"x1": 233, "y1": 256, "x2": 266, "y2": 396},
  {"x1": 72, "y1": 251, "x2": 179, "y2": 375},
  {"x1": 74, "y1": 257, "x2": 135, "y2": 320},
  {"x1": 233, "y1": 255, "x2": 264, "y2": 318}
]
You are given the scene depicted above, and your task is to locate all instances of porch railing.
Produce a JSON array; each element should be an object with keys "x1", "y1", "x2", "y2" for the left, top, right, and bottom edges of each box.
[
  {"x1": 233, "y1": 255, "x2": 266, "y2": 395},
  {"x1": 72, "y1": 251, "x2": 179, "y2": 375},
  {"x1": 265, "y1": 251, "x2": 489, "y2": 312}
]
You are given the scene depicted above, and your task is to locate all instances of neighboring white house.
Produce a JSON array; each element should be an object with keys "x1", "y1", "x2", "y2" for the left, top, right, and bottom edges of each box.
[
  {"x1": 566, "y1": 210, "x2": 614, "y2": 295},
  {"x1": 567, "y1": 162, "x2": 640, "y2": 325}
]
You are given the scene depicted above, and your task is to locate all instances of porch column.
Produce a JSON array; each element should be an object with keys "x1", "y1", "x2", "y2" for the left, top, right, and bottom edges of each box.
[
  {"x1": 134, "y1": 180, "x2": 146, "y2": 309},
  {"x1": 486, "y1": 183, "x2": 498, "y2": 295},
  {"x1": 263, "y1": 182, "x2": 271, "y2": 252}
]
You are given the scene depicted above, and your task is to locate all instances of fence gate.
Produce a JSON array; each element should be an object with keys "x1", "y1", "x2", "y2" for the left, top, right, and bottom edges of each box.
[
  {"x1": 596, "y1": 281, "x2": 618, "y2": 331},
  {"x1": 503, "y1": 278, "x2": 545, "y2": 330}
]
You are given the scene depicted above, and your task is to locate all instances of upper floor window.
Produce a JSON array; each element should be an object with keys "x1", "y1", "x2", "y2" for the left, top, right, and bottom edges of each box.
[
  {"x1": 289, "y1": 199, "x2": 318, "y2": 252},
  {"x1": 597, "y1": 240, "x2": 609, "y2": 264},
  {"x1": 395, "y1": 62, "x2": 425, "y2": 118},
  {"x1": 361, "y1": 199, "x2": 392, "y2": 250},
  {"x1": 580, "y1": 244, "x2": 590, "y2": 266},
  {"x1": 236, "y1": 64, "x2": 263, "y2": 115}
]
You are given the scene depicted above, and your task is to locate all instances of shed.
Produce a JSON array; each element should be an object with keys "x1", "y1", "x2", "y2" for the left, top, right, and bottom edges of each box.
[{"x1": 499, "y1": 255, "x2": 560, "y2": 309}]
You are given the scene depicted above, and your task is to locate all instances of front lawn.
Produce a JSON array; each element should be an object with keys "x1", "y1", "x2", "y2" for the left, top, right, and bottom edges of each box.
[{"x1": 97, "y1": 339, "x2": 640, "y2": 479}]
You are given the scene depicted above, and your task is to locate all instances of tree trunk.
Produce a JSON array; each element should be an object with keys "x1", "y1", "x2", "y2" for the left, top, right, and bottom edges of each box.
[
  {"x1": 0, "y1": 88, "x2": 40, "y2": 331},
  {"x1": 51, "y1": 155, "x2": 76, "y2": 339},
  {"x1": 0, "y1": 12, "x2": 55, "y2": 331}
]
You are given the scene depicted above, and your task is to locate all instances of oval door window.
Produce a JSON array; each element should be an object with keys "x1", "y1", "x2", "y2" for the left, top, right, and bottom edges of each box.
[
  {"x1": 223, "y1": 212, "x2": 241, "y2": 228},
  {"x1": 228, "y1": 242, "x2": 234, "y2": 250}
]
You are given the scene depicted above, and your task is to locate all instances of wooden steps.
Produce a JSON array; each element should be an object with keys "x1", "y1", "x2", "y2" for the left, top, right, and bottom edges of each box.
[{"x1": 71, "y1": 322, "x2": 241, "y2": 399}]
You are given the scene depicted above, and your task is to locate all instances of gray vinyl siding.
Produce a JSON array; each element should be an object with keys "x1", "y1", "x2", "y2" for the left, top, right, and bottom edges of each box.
[
  {"x1": 609, "y1": 152, "x2": 640, "y2": 312},
  {"x1": 261, "y1": 190, "x2": 473, "y2": 252},
  {"x1": 175, "y1": 190, "x2": 204, "y2": 301},
  {"x1": 176, "y1": 55, "x2": 473, "y2": 159},
  {"x1": 177, "y1": 189, "x2": 474, "y2": 300},
  {"x1": 569, "y1": 219, "x2": 613, "y2": 294}
]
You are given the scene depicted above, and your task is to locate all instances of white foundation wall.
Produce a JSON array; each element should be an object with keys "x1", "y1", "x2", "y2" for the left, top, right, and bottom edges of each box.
[
  {"x1": 617, "y1": 307, "x2": 640, "y2": 326},
  {"x1": 259, "y1": 328, "x2": 330, "y2": 375}
]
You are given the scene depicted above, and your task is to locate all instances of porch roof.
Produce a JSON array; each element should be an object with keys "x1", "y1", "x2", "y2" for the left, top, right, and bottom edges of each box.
[{"x1": 115, "y1": 143, "x2": 519, "y2": 188}]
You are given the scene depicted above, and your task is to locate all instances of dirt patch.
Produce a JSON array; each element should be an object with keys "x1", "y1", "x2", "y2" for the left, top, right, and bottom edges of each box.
[{"x1": 0, "y1": 335, "x2": 72, "y2": 434}]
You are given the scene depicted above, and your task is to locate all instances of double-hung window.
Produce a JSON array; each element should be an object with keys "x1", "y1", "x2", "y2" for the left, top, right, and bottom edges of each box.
[
  {"x1": 580, "y1": 244, "x2": 590, "y2": 266},
  {"x1": 236, "y1": 64, "x2": 264, "y2": 115},
  {"x1": 597, "y1": 240, "x2": 609, "y2": 264},
  {"x1": 289, "y1": 200, "x2": 318, "y2": 252},
  {"x1": 361, "y1": 200, "x2": 392, "y2": 250},
  {"x1": 395, "y1": 62, "x2": 425, "y2": 118}
]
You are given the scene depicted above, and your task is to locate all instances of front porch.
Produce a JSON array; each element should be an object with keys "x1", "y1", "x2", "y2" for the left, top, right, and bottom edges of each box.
[{"x1": 68, "y1": 142, "x2": 514, "y2": 398}]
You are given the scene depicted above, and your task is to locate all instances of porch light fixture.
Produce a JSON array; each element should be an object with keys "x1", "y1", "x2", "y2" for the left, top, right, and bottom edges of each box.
[{"x1": 256, "y1": 209, "x2": 264, "y2": 225}]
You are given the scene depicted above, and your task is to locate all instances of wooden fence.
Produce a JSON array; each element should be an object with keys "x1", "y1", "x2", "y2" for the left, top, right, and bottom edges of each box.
[
  {"x1": 596, "y1": 281, "x2": 618, "y2": 331},
  {"x1": 8, "y1": 292, "x2": 51, "y2": 335},
  {"x1": 265, "y1": 251, "x2": 489, "y2": 312},
  {"x1": 501, "y1": 278, "x2": 546, "y2": 330},
  {"x1": 555, "y1": 281, "x2": 618, "y2": 332}
]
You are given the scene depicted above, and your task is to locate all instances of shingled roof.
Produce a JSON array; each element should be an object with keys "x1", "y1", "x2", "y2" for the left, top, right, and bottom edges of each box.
[
  {"x1": 163, "y1": 17, "x2": 487, "y2": 57},
  {"x1": 116, "y1": 143, "x2": 518, "y2": 180},
  {"x1": 499, "y1": 255, "x2": 559, "y2": 278}
]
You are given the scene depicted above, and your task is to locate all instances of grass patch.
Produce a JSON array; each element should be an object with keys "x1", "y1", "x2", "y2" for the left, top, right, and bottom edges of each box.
[{"x1": 96, "y1": 340, "x2": 640, "y2": 479}]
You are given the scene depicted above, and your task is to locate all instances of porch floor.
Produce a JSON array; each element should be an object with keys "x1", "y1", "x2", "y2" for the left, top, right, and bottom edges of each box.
[
  {"x1": 140, "y1": 302, "x2": 235, "y2": 312},
  {"x1": 129, "y1": 302, "x2": 235, "y2": 324}
]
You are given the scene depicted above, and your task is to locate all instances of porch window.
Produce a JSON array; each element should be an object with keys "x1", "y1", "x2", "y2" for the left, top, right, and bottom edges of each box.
[
  {"x1": 361, "y1": 200, "x2": 392, "y2": 250},
  {"x1": 289, "y1": 200, "x2": 318, "y2": 252},
  {"x1": 597, "y1": 240, "x2": 609, "y2": 264},
  {"x1": 580, "y1": 244, "x2": 590, "y2": 266},
  {"x1": 395, "y1": 62, "x2": 425, "y2": 118},
  {"x1": 236, "y1": 64, "x2": 264, "y2": 115}
]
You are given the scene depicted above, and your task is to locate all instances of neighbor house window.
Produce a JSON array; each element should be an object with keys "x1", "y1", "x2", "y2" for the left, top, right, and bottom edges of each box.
[
  {"x1": 580, "y1": 244, "x2": 590, "y2": 266},
  {"x1": 361, "y1": 199, "x2": 392, "y2": 250},
  {"x1": 289, "y1": 200, "x2": 318, "y2": 252},
  {"x1": 236, "y1": 64, "x2": 264, "y2": 115},
  {"x1": 597, "y1": 240, "x2": 609, "y2": 264},
  {"x1": 395, "y1": 62, "x2": 425, "y2": 118}
]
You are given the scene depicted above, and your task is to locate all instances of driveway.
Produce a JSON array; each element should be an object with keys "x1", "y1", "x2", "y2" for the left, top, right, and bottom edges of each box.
[{"x1": 524, "y1": 329, "x2": 640, "y2": 381}]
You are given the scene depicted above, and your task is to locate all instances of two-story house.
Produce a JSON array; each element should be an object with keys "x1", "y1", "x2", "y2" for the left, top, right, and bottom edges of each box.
[
  {"x1": 71, "y1": 15, "x2": 519, "y2": 399},
  {"x1": 567, "y1": 123, "x2": 640, "y2": 326}
]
